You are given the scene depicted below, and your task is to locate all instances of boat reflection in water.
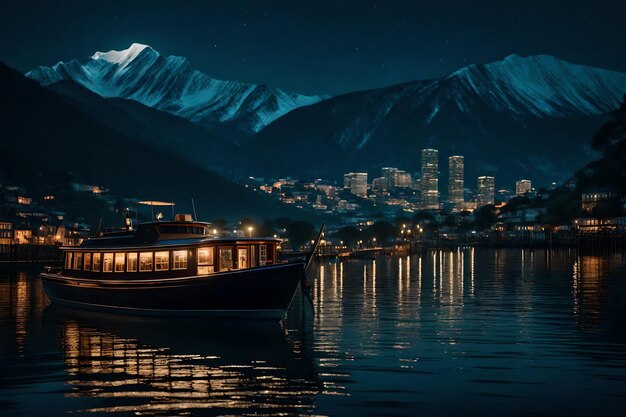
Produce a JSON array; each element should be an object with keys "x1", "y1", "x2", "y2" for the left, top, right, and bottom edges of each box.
[{"x1": 46, "y1": 305, "x2": 319, "y2": 416}]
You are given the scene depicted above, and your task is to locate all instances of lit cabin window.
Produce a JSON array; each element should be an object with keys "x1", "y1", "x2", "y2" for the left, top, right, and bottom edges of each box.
[
  {"x1": 219, "y1": 248, "x2": 233, "y2": 271},
  {"x1": 102, "y1": 253, "x2": 114, "y2": 272},
  {"x1": 237, "y1": 247, "x2": 249, "y2": 269},
  {"x1": 197, "y1": 266, "x2": 214, "y2": 274},
  {"x1": 172, "y1": 250, "x2": 188, "y2": 270},
  {"x1": 114, "y1": 253, "x2": 126, "y2": 272},
  {"x1": 197, "y1": 248, "x2": 213, "y2": 265},
  {"x1": 65, "y1": 252, "x2": 73, "y2": 269},
  {"x1": 155, "y1": 251, "x2": 169, "y2": 271},
  {"x1": 197, "y1": 247, "x2": 214, "y2": 275},
  {"x1": 73, "y1": 253, "x2": 83, "y2": 270},
  {"x1": 259, "y1": 245, "x2": 267, "y2": 266},
  {"x1": 92, "y1": 253, "x2": 101, "y2": 271},
  {"x1": 139, "y1": 252, "x2": 153, "y2": 272},
  {"x1": 84, "y1": 253, "x2": 92, "y2": 271},
  {"x1": 127, "y1": 253, "x2": 138, "y2": 272}
]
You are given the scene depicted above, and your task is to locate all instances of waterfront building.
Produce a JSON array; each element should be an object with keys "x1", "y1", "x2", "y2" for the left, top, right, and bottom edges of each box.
[
  {"x1": 343, "y1": 172, "x2": 368, "y2": 197},
  {"x1": 0, "y1": 220, "x2": 13, "y2": 245},
  {"x1": 420, "y1": 149, "x2": 439, "y2": 209},
  {"x1": 477, "y1": 176, "x2": 495, "y2": 207},
  {"x1": 516, "y1": 179, "x2": 532, "y2": 196},
  {"x1": 581, "y1": 189, "x2": 618, "y2": 214},
  {"x1": 14, "y1": 229, "x2": 32, "y2": 244},
  {"x1": 448, "y1": 155, "x2": 464, "y2": 204}
]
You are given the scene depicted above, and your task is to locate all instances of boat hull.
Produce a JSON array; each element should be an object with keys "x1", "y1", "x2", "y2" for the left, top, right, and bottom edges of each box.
[{"x1": 40, "y1": 263, "x2": 305, "y2": 320}]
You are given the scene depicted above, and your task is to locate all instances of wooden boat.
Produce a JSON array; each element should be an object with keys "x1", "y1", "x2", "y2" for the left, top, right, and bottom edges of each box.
[{"x1": 40, "y1": 214, "x2": 321, "y2": 320}]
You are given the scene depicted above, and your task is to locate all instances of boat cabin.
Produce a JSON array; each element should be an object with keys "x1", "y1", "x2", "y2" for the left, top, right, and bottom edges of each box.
[{"x1": 60, "y1": 220, "x2": 279, "y2": 279}]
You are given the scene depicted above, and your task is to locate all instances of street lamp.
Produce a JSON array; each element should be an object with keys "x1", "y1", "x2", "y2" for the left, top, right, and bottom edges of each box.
[{"x1": 247, "y1": 226, "x2": 254, "y2": 237}]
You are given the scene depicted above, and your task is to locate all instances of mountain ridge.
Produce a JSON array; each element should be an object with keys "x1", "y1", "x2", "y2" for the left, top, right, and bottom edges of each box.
[
  {"x1": 0, "y1": 60, "x2": 304, "y2": 222},
  {"x1": 26, "y1": 43, "x2": 324, "y2": 137},
  {"x1": 250, "y1": 54, "x2": 626, "y2": 189}
]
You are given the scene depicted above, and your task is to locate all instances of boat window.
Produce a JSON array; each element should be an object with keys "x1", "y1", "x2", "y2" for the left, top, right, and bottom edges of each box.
[
  {"x1": 102, "y1": 253, "x2": 114, "y2": 272},
  {"x1": 139, "y1": 252, "x2": 153, "y2": 272},
  {"x1": 84, "y1": 253, "x2": 92, "y2": 271},
  {"x1": 92, "y1": 253, "x2": 101, "y2": 271},
  {"x1": 114, "y1": 253, "x2": 125, "y2": 272},
  {"x1": 73, "y1": 252, "x2": 83, "y2": 270},
  {"x1": 127, "y1": 253, "x2": 138, "y2": 272},
  {"x1": 198, "y1": 247, "x2": 213, "y2": 265},
  {"x1": 65, "y1": 252, "x2": 73, "y2": 270},
  {"x1": 155, "y1": 251, "x2": 169, "y2": 271},
  {"x1": 173, "y1": 250, "x2": 188, "y2": 270},
  {"x1": 237, "y1": 247, "x2": 249, "y2": 269},
  {"x1": 197, "y1": 265, "x2": 214, "y2": 275},
  {"x1": 259, "y1": 245, "x2": 267, "y2": 266},
  {"x1": 219, "y1": 248, "x2": 233, "y2": 271}
]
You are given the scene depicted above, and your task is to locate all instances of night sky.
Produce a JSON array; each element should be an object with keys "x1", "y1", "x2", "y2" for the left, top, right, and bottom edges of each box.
[{"x1": 1, "y1": 0, "x2": 625, "y2": 95}]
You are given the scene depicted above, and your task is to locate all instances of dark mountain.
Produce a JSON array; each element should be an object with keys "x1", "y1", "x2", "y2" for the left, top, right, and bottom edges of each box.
[
  {"x1": 46, "y1": 80, "x2": 242, "y2": 178},
  {"x1": 576, "y1": 95, "x2": 626, "y2": 194},
  {"x1": 251, "y1": 55, "x2": 626, "y2": 191},
  {"x1": 0, "y1": 61, "x2": 300, "y2": 223}
]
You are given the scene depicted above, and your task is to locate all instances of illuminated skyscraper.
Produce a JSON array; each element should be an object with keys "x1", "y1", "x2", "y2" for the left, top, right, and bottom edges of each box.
[
  {"x1": 394, "y1": 170, "x2": 412, "y2": 188},
  {"x1": 448, "y1": 155, "x2": 464, "y2": 204},
  {"x1": 516, "y1": 179, "x2": 532, "y2": 196},
  {"x1": 343, "y1": 172, "x2": 368, "y2": 197},
  {"x1": 420, "y1": 149, "x2": 439, "y2": 209},
  {"x1": 477, "y1": 176, "x2": 495, "y2": 206},
  {"x1": 381, "y1": 167, "x2": 398, "y2": 188}
]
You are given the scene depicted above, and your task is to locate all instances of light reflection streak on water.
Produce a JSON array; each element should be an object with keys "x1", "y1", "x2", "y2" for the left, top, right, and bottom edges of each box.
[
  {"x1": 398, "y1": 257, "x2": 403, "y2": 304},
  {"x1": 57, "y1": 319, "x2": 320, "y2": 415}
]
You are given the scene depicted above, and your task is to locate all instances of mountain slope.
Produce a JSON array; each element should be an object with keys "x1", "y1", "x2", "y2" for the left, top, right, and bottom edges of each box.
[
  {"x1": 27, "y1": 43, "x2": 323, "y2": 137},
  {"x1": 46, "y1": 80, "x2": 242, "y2": 177},
  {"x1": 0, "y1": 61, "x2": 299, "y2": 222},
  {"x1": 251, "y1": 54, "x2": 626, "y2": 189}
]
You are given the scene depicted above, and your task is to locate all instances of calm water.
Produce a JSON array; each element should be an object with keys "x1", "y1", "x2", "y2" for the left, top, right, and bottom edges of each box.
[{"x1": 2, "y1": 249, "x2": 626, "y2": 416}]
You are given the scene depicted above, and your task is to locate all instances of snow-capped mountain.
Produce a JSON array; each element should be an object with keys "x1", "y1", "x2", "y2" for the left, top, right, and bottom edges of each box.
[
  {"x1": 251, "y1": 54, "x2": 626, "y2": 187},
  {"x1": 442, "y1": 54, "x2": 626, "y2": 118},
  {"x1": 27, "y1": 43, "x2": 323, "y2": 135}
]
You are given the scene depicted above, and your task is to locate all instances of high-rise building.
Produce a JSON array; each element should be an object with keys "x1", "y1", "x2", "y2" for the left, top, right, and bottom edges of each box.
[
  {"x1": 448, "y1": 155, "x2": 464, "y2": 204},
  {"x1": 343, "y1": 173, "x2": 352, "y2": 190},
  {"x1": 420, "y1": 149, "x2": 439, "y2": 209},
  {"x1": 394, "y1": 170, "x2": 412, "y2": 188},
  {"x1": 371, "y1": 177, "x2": 388, "y2": 193},
  {"x1": 515, "y1": 179, "x2": 532, "y2": 196},
  {"x1": 381, "y1": 167, "x2": 399, "y2": 188},
  {"x1": 343, "y1": 172, "x2": 368, "y2": 197},
  {"x1": 476, "y1": 176, "x2": 495, "y2": 207}
]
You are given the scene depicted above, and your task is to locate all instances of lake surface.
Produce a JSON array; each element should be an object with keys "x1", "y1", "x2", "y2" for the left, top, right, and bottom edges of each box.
[{"x1": 2, "y1": 249, "x2": 626, "y2": 416}]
